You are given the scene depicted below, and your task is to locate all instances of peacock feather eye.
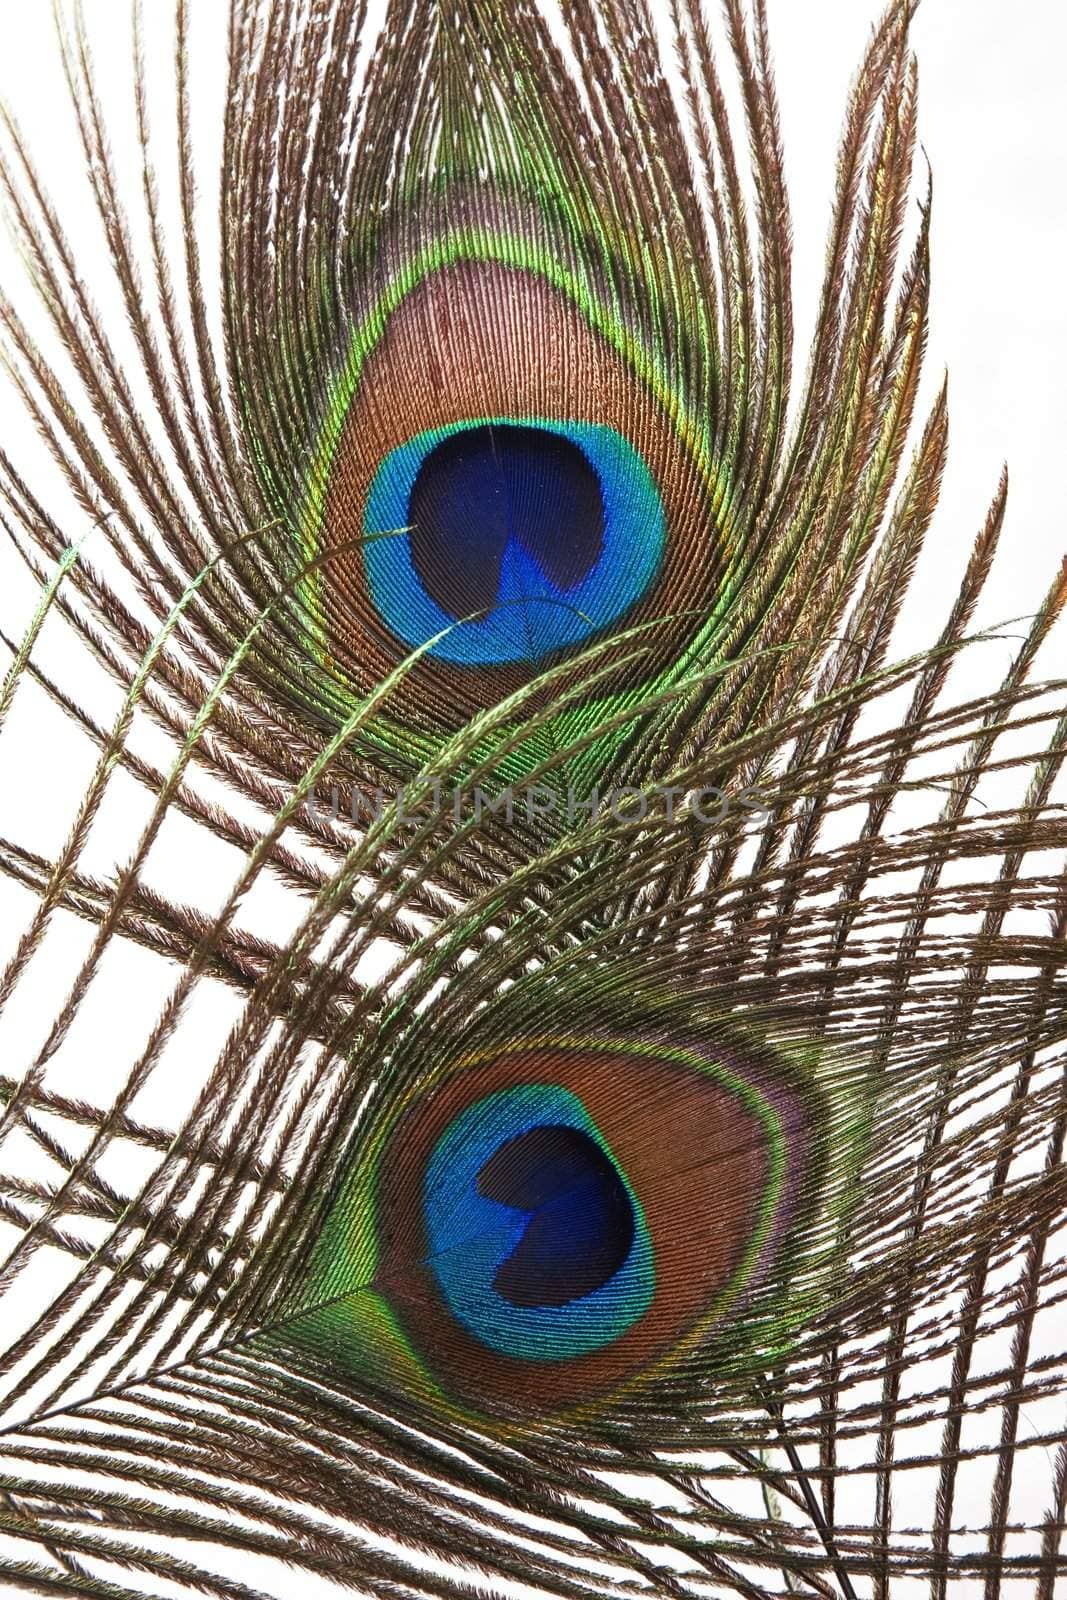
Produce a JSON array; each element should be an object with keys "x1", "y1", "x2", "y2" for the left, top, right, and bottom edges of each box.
[
  {"x1": 301, "y1": 248, "x2": 721, "y2": 735},
  {"x1": 277, "y1": 1030, "x2": 853, "y2": 1424}
]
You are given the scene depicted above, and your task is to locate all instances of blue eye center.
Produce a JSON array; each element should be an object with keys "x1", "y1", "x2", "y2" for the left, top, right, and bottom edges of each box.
[
  {"x1": 409, "y1": 425, "x2": 605, "y2": 619},
  {"x1": 476, "y1": 1123, "x2": 635, "y2": 1307},
  {"x1": 363, "y1": 418, "x2": 667, "y2": 666},
  {"x1": 422, "y1": 1083, "x2": 654, "y2": 1359}
]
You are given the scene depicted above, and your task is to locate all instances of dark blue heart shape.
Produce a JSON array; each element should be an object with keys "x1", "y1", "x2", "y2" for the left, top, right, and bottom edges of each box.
[
  {"x1": 408, "y1": 425, "x2": 605, "y2": 618},
  {"x1": 477, "y1": 1124, "x2": 634, "y2": 1307}
]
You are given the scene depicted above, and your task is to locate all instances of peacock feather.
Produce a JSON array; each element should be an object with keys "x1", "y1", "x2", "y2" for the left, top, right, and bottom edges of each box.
[{"x1": 0, "y1": 0, "x2": 1064, "y2": 1595}]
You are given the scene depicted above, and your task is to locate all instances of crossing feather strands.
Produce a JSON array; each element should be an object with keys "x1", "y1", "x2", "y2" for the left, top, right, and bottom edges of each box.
[{"x1": 0, "y1": 0, "x2": 1064, "y2": 1595}]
